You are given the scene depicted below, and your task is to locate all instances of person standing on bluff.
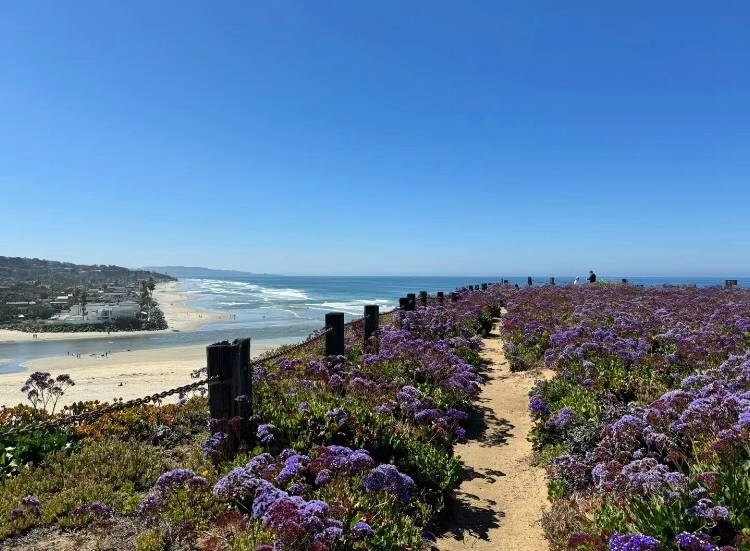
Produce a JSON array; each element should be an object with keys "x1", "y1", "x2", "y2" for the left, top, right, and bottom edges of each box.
[{"x1": 588, "y1": 270, "x2": 597, "y2": 283}]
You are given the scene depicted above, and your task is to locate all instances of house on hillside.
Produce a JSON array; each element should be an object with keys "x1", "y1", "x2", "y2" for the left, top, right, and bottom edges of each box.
[{"x1": 47, "y1": 302, "x2": 141, "y2": 324}]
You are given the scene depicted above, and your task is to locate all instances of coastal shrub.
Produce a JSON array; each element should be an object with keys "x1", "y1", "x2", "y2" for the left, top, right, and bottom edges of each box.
[
  {"x1": 0, "y1": 438, "x2": 167, "y2": 539},
  {"x1": 502, "y1": 285, "x2": 750, "y2": 550},
  {"x1": 0, "y1": 286, "x2": 508, "y2": 549}
]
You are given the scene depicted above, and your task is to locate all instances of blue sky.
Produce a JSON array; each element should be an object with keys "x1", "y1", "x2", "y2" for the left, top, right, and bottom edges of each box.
[{"x1": 1, "y1": 1, "x2": 748, "y2": 276}]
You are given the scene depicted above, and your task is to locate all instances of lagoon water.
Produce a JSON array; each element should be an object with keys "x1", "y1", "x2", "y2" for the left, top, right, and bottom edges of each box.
[{"x1": 0, "y1": 274, "x2": 747, "y2": 374}]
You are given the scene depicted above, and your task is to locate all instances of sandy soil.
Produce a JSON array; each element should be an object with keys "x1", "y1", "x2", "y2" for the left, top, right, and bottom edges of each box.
[
  {"x1": 0, "y1": 281, "x2": 230, "y2": 344},
  {"x1": 438, "y1": 319, "x2": 553, "y2": 551},
  {"x1": 0, "y1": 340, "x2": 290, "y2": 408}
]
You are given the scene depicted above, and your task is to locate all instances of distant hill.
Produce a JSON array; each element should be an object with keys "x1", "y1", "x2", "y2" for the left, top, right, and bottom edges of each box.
[
  {"x1": 0, "y1": 256, "x2": 175, "y2": 289},
  {"x1": 143, "y1": 266, "x2": 275, "y2": 279}
]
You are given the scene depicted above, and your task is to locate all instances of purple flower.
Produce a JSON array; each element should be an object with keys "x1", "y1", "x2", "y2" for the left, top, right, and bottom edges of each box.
[
  {"x1": 609, "y1": 533, "x2": 662, "y2": 550},
  {"x1": 685, "y1": 498, "x2": 729, "y2": 522},
  {"x1": 529, "y1": 395, "x2": 551, "y2": 417},
  {"x1": 675, "y1": 531, "x2": 718, "y2": 551},
  {"x1": 350, "y1": 520, "x2": 375, "y2": 540},
  {"x1": 21, "y1": 495, "x2": 40, "y2": 514},
  {"x1": 257, "y1": 423, "x2": 275, "y2": 444},
  {"x1": 545, "y1": 407, "x2": 576, "y2": 430},
  {"x1": 74, "y1": 502, "x2": 112, "y2": 519},
  {"x1": 363, "y1": 464, "x2": 416, "y2": 503},
  {"x1": 315, "y1": 469, "x2": 332, "y2": 487},
  {"x1": 201, "y1": 431, "x2": 229, "y2": 459}
]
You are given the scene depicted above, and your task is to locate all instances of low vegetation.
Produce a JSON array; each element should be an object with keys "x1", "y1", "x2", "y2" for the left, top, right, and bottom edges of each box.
[
  {"x1": 502, "y1": 285, "x2": 750, "y2": 551},
  {"x1": 0, "y1": 288, "x2": 504, "y2": 550}
]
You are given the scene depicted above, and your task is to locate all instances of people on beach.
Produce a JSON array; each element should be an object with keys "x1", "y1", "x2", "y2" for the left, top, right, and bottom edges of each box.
[{"x1": 588, "y1": 270, "x2": 597, "y2": 283}]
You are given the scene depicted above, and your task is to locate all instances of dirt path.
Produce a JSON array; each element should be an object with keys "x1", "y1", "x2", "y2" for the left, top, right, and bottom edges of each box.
[{"x1": 438, "y1": 319, "x2": 552, "y2": 550}]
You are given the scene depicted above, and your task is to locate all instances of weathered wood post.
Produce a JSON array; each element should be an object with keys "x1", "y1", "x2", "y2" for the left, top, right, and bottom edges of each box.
[
  {"x1": 481, "y1": 283, "x2": 488, "y2": 290},
  {"x1": 207, "y1": 341, "x2": 233, "y2": 428},
  {"x1": 450, "y1": 292, "x2": 458, "y2": 302},
  {"x1": 232, "y1": 338, "x2": 252, "y2": 445},
  {"x1": 527, "y1": 276, "x2": 533, "y2": 287},
  {"x1": 406, "y1": 293, "x2": 416, "y2": 311},
  {"x1": 364, "y1": 304, "x2": 379, "y2": 349},
  {"x1": 437, "y1": 291, "x2": 444, "y2": 304},
  {"x1": 325, "y1": 312, "x2": 345, "y2": 356},
  {"x1": 419, "y1": 291, "x2": 428, "y2": 306},
  {"x1": 399, "y1": 297, "x2": 409, "y2": 310},
  {"x1": 549, "y1": 277, "x2": 555, "y2": 286},
  {"x1": 622, "y1": 278, "x2": 628, "y2": 285},
  {"x1": 207, "y1": 337, "x2": 252, "y2": 448}
]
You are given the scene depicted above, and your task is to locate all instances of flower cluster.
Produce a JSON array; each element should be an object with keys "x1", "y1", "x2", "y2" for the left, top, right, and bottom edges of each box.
[
  {"x1": 138, "y1": 469, "x2": 210, "y2": 520},
  {"x1": 501, "y1": 284, "x2": 750, "y2": 549},
  {"x1": 20, "y1": 372, "x2": 75, "y2": 414},
  {"x1": 9, "y1": 495, "x2": 41, "y2": 521},
  {"x1": 362, "y1": 464, "x2": 416, "y2": 503},
  {"x1": 213, "y1": 447, "x2": 380, "y2": 547}
]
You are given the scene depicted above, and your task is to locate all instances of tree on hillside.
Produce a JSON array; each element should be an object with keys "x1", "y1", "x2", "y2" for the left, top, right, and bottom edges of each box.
[
  {"x1": 80, "y1": 290, "x2": 88, "y2": 320},
  {"x1": 140, "y1": 280, "x2": 152, "y2": 309}
]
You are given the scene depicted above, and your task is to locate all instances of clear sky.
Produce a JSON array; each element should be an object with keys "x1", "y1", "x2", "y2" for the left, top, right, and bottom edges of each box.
[{"x1": 1, "y1": 1, "x2": 748, "y2": 276}]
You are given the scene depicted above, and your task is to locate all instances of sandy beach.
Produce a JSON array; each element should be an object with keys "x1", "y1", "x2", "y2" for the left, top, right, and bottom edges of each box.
[
  {"x1": 0, "y1": 281, "x2": 231, "y2": 344},
  {"x1": 0, "y1": 340, "x2": 286, "y2": 408},
  {"x1": 0, "y1": 281, "x2": 295, "y2": 407}
]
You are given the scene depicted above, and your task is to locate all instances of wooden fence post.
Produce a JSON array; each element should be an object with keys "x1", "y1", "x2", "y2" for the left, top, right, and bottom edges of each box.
[
  {"x1": 527, "y1": 276, "x2": 533, "y2": 287},
  {"x1": 232, "y1": 338, "x2": 252, "y2": 445},
  {"x1": 419, "y1": 291, "x2": 428, "y2": 306},
  {"x1": 437, "y1": 291, "x2": 444, "y2": 304},
  {"x1": 207, "y1": 337, "x2": 252, "y2": 448},
  {"x1": 399, "y1": 297, "x2": 409, "y2": 310},
  {"x1": 207, "y1": 341, "x2": 233, "y2": 428},
  {"x1": 406, "y1": 293, "x2": 416, "y2": 311},
  {"x1": 481, "y1": 283, "x2": 488, "y2": 290},
  {"x1": 364, "y1": 304, "x2": 379, "y2": 349},
  {"x1": 549, "y1": 277, "x2": 555, "y2": 286},
  {"x1": 450, "y1": 292, "x2": 458, "y2": 302},
  {"x1": 325, "y1": 312, "x2": 345, "y2": 356}
]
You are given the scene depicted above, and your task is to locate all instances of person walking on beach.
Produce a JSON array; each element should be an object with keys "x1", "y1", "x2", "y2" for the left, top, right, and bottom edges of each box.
[{"x1": 588, "y1": 270, "x2": 597, "y2": 283}]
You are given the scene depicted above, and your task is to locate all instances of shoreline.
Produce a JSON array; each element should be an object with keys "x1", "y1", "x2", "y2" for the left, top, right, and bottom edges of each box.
[
  {"x1": 0, "y1": 339, "x2": 294, "y2": 408},
  {"x1": 0, "y1": 281, "x2": 230, "y2": 344},
  {"x1": 0, "y1": 280, "x2": 266, "y2": 407}
]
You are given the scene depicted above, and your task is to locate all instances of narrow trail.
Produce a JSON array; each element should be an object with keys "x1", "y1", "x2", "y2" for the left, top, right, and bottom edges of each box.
[{"x1": 438, "y1": 319, "x2": 552, "y2": 551}]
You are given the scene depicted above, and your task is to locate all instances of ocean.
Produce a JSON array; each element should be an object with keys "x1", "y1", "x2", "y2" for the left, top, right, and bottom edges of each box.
[{"x1": 0, "y1": 274, "x2": 747, "y2": 374}]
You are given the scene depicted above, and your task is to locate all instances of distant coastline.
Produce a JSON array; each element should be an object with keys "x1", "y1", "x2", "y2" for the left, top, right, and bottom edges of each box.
[{"x1": 142, "y1": 266, "x2": 279, "y2": 279}]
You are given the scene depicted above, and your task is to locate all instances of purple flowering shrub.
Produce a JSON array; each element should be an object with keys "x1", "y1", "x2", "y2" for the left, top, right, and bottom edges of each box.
[
  {"x1": 21, "y1": 371, "x2": 75, "y2": 414},
  {"x1": 1, "y1": 285, "x2": 507, "y2": 548},
  {"x1": 137, "y1": 468, "x2": 219, "y2": 546},
  {"x1": 501, "y1": 285, "x2": 750, "y2": 550},
  {"x1": 209, "y1": 446, "x2": 421, "y2": 549}
]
